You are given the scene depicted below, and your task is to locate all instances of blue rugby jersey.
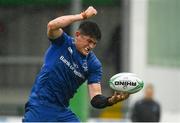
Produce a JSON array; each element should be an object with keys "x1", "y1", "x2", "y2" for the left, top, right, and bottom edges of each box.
[{"x1": 28, "y1": 32, "x2": 102, "y2": 107}]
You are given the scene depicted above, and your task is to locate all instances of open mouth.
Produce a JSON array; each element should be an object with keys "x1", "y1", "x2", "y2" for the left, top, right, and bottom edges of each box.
[{"x1": 85, "y1": 47, "x2": 90, "y2": 53}]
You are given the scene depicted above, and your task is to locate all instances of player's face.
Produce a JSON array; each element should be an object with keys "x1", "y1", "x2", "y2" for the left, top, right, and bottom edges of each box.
[
  {"x1": 145, "y1": 87, "x2": 154, "y2": 99},
  {"x1": 75, "y1": 31, "x2": 97, "y2": 56}
]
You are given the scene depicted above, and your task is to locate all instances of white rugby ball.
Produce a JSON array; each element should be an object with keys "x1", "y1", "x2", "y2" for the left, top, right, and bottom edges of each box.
[{"x1": 109, "y1": 73, "x2": 144, "y2": 94}]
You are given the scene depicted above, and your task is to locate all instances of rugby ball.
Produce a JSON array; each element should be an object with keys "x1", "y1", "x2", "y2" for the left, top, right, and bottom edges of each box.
[{"x1": 109, "y1": 73, "x2": 144, "y2": 94}]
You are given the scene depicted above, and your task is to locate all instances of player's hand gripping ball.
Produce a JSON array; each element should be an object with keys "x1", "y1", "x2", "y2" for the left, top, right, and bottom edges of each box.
[{"x1": 109, "y1": 73, "x2": 144, "y2": 94}]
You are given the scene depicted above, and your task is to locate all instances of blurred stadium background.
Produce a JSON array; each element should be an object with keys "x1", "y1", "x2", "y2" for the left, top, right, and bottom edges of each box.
[{"x1": 0, "y1": 0, "x2": 180, "y2": 122}]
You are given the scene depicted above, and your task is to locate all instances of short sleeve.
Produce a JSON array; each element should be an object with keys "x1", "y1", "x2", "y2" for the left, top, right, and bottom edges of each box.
[
  {"x1": 48, "y1": 32, "x2": 72, "y2": 46},
  {"x1": 87, "y1": 53, "x2": 102, "y2": 84}
]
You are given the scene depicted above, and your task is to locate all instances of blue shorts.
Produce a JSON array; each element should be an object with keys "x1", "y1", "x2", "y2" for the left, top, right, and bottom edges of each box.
[{"x1": 22, "y1": 103, "x2": 80, "y2": 122}]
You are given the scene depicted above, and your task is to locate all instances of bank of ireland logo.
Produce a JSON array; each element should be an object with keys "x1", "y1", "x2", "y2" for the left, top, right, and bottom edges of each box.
[{"x1": 82, "y1": 62, "x2": 88, "y2": 72}]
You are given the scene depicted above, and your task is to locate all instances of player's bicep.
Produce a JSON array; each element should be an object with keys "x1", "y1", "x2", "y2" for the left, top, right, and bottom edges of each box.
[
  {"x1": 47, "y1": 20, "x2": 63, "y2": 39},
  {"x1": 47, "y1": 27, "x2": 63, "y2": 40},
  {"x1": 88, "y1": 83, "x2": 102, "y2": 99}
]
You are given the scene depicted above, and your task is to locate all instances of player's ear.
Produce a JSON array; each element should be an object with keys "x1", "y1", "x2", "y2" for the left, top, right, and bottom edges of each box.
[{"x1": 75, "y1": 31, "x2": 81, "y2": 37}]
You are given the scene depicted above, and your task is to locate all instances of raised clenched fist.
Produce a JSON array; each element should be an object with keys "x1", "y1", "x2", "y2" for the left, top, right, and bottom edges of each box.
[{"x1": 81, "y1": 6, "x2": 97, "y2": 19}]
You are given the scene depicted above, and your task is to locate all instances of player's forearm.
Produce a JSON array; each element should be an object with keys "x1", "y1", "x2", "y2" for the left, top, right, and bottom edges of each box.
[{"x1": 47, "y1": 14, "x2": 83, "y2": 30}]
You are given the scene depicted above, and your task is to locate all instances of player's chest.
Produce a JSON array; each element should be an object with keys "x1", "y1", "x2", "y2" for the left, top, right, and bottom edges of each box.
[{"x1": 56, "y1": 46, "x2": 88, "y2": 79}]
